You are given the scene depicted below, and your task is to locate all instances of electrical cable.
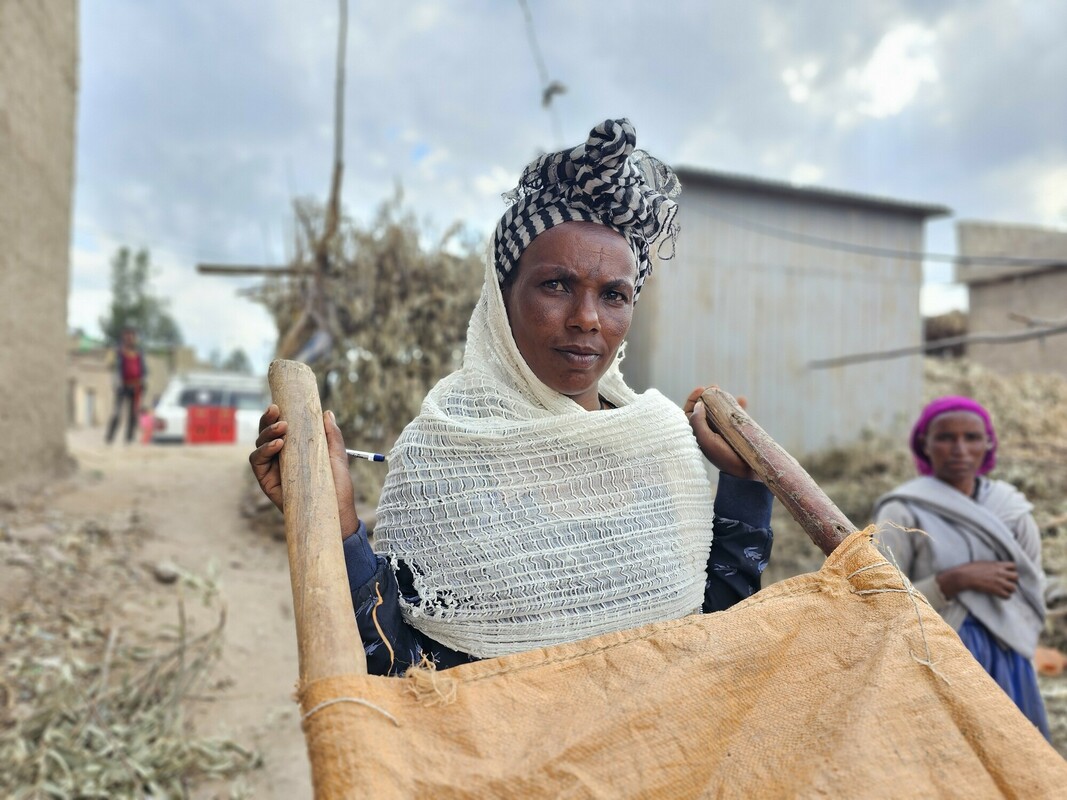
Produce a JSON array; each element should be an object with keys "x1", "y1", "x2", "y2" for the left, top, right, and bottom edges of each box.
[
  {"x1": 517, "y1": 0, "x2": 565, "y2": 147},
  {"x1": 704, "y1": 204, "x2": 1067, "y2": 269}
]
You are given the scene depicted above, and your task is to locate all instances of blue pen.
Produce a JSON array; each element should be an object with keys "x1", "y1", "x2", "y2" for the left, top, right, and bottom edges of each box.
[{"x1": 346, "y1": 448, "x2": 386, "y2": 463}]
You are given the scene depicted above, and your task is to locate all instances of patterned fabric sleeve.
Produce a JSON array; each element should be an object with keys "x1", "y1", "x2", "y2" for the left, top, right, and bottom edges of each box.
[
  {"x1": 344, "y1": 524, "x2": 422, "y2": 675},
  {"x1": 703, "y1": 474, "x2": 774, "y2": 612},
  {"x1": 344, "y1": 524, "x2": 477, "y2": 676}
]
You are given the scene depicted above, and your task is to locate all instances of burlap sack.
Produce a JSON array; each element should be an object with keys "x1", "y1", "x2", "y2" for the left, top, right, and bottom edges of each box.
[{"x1": 298, "y1": 531, "x2": 1067, "y2": 798}]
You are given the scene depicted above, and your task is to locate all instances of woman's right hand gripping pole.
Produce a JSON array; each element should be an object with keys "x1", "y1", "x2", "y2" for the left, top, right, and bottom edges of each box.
[{"x1": 248, "y1": 403, "x2": 362, "y2": 539}]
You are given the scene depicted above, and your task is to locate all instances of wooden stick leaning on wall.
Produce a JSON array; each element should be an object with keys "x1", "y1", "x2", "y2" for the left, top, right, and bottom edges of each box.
[
  {"x1": 269, "y1": 359, "x2": 367, "y2": 680},
  {"x1": 701, "y1": 387, "x2": 856, "y2": 557}
]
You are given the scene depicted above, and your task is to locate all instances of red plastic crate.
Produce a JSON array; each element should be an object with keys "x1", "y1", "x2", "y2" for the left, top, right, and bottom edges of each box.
[
  {"x1": 214, "y1": 407, "x2": 236, "y2": 443},
  {"x1": 186, "y1": 406, "x2": 237, "y2": 444}
]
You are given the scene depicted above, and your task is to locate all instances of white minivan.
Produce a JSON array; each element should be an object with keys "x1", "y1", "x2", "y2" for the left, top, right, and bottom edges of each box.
[{"x1": 151, "y1": 371, "x2": 267, "y2": 445}]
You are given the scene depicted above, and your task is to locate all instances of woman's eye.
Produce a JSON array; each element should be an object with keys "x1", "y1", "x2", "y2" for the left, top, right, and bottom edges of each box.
[
  {"x1": 543, "y1": 280, "x2": 564, "y2": 291},
  {"x1": 604, "y1": 291, "x2": 630, "y2": 303}
]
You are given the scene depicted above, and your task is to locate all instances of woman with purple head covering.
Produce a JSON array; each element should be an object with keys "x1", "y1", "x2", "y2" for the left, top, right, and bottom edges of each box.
[{"x1": 874, "y1": 396, "x2": 1049, "y2": 738}]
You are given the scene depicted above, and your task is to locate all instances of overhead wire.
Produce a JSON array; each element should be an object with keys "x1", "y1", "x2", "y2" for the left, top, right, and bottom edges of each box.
[
  {"x1": 517, "y1": 0, "x2": 565, "y2": 147},
  {"x1": 704, "y1": 204, "x2": 1067, "y2": 269}
]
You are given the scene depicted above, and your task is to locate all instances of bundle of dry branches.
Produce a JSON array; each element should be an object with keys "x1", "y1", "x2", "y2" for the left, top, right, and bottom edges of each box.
[{"x1": 250, "y1": 194, "x2": 483, "y2": 512}]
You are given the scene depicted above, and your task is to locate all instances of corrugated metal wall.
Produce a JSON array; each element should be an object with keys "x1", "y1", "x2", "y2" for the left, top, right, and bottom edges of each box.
[{"x1": 624, "y1": 184, "x2": 925, "y2": 456}]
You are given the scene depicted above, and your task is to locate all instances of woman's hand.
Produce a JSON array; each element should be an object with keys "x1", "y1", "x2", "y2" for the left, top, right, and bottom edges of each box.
[
  {"x1": 684, "y1": 386, "x2": 757, "y2": 481},
  {"x1": 936, "y1": 561, "x2": 1019, "y2": 600},
  {"x1": 248, "y1": 404, "x2": 361, "y2": 538}
]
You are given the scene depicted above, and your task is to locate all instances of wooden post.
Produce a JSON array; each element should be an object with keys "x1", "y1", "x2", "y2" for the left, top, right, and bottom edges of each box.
[
  {"x1": 701, "y1": 387, "x2": 856, "y2": 557},
  {"x1": 269, "y1": 359, "x2": 366, "y2": 679}
]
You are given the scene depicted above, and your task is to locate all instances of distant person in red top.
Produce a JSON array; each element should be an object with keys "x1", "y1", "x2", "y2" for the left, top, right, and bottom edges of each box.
[{"x1": 106, "y1": 326, "x2": 147, "y2": 444}]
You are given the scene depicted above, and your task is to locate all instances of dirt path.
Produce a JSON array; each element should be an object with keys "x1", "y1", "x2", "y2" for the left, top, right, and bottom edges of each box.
[{"x1": 62, "y1": 429, "x2": 311, "y2": 799}]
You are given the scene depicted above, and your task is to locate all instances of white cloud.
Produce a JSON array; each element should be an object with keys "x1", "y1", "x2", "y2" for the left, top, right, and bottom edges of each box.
[
  {"x1": 408, "y1": 3, "x2": 445, "y2": 33},
  {"x1": 415, "y1": 145, "x2": 451, "y2": 180},
  {"x1": 921, "y1": 283, "x2": 968, "y2": 316},
  {"x1": 67, "y1": 288, "x2": 111, "y2": 335},
  {"x1": 789, "y1": 163, "x2": 824, "y2": 185},
  {"x1": 781, "y1": 62, "x2": 820, "y2": 104},
  {"x1": 849, "y1": 23, "x2": 940, "y2": 120},
  {"x1": 973, "y1": 154, "x2": 1067, "y2": 226},
  {"x1": 1031, "y1": 164, "x2": 1067, "y2": 226},
  {"x1": 472, "y1": 166, "x2": 515, "y2": 200},
  {"x1": 70, "y1": 237, "x2": 114, "y2": 289}
]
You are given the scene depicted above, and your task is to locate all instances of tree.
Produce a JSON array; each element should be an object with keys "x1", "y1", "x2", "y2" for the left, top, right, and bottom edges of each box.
[
  {"x1": 99, "y1": 247, "x2": 183, "y2": 349},
  {"x1": 221, "y1": 348, "x2": 254, "y2": 374}
]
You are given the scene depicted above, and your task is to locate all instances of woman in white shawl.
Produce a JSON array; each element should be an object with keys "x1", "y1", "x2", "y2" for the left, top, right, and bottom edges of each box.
[
  {"x1": 251, "y1": 119, "x2": 774, "y2": 675},
  {"x1": 874, "y1": 395, "x2": 1049, "y2": 739}
]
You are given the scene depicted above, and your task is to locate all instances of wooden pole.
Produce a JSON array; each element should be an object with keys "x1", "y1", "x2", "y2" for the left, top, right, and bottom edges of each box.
[
  {"x1": 269, "y1": 359, "x2": 366, "y2": 679},
  {"x1": 808, "y1": 321, "x2": 1067, "y2": 369},
  {"x1": 197, "y1": 263, "x2": 309, "y2": 276},
  {"x1": 701, "y1": 387, "x2": 856, "y2": 557}
]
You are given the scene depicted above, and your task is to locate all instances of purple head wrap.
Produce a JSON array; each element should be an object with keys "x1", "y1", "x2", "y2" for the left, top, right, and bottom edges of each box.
[{"x1": 909, "y1": 395, "x2": 997, "y2": 476}]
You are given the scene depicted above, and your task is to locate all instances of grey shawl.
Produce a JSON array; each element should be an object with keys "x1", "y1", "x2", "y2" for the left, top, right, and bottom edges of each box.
[{"x1": 874, "y1": 476, "x2": 1045, "y2": 658}]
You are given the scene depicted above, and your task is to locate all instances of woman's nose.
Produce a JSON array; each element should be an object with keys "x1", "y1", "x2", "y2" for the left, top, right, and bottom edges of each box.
[{"x1": 568, "y1": 292, "x2": 600, "y2": 331}]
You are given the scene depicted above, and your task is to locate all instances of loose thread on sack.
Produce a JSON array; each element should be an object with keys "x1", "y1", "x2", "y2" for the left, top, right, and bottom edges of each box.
[
  {"x1": 405, "y1": 654, "x2": 458, "y2": 707},
  {"x1": 302, "y1": 696, "x2": 400, "y2": 727},
  {"x1": 879, "y1": 539, "x2": 952, "y2": 686},
  {"x1": 855, "y1": 588, "x2": 921, "y2": 596},
  {"x1": 875, "y1": 519, "x2": 931, "y2": 540},
  {"x1": 847, "y1": 561, "x2": 892, "y2": 580}
]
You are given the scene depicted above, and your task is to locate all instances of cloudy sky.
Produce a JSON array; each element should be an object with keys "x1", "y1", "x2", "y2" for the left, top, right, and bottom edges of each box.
[{"x1": 69, "y1": 0, "x2": 1067, "y2": 372}]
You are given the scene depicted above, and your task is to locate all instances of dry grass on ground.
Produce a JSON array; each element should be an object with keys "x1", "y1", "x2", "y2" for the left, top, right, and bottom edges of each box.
[{"x1": 0, "y1": 492, "x2": 258, "y2": 798}]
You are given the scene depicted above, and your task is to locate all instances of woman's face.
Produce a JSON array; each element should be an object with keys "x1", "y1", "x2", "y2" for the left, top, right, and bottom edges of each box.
[
  {"x1": 922, "y1": 411, "x2": 991, "y2": 488},
  {"x1": 502, "y1": 221, "x2": 638, "y2": 411}
]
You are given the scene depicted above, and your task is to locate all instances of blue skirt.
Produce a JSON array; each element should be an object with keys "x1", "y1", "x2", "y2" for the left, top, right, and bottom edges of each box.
[{"x1": 958, "y1": 614, "x2": 1051, "y2": 741}]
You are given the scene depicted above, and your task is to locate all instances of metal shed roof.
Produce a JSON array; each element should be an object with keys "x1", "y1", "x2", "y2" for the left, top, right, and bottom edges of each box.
[{"x1": 675, "y1": 166, "x2": 951, "y2": 219}]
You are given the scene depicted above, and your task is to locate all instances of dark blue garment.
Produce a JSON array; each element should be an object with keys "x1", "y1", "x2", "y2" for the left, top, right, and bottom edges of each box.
[
  {"x1": 345, "y1": 472, "x2": 773, "y2": 676},
  {"x1": 958, "y1": 613, "x2": 1051, "y2": 741}
]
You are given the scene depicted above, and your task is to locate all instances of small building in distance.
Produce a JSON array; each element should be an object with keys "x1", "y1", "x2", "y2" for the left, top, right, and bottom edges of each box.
[
  {"x1": 67, "y1": 331, "x2": 207, "y2": 430},
  {"x1": 956, "y1": 220, "x2": 1067, "y2": 376},
  {"x1": 624, "y1": 168, "x2": 948, "y2": 457}
]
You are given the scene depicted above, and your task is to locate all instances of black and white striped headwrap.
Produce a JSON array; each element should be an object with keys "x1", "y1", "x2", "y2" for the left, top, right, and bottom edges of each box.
[{"x1": 492, "y1": 118, "x2": 680, "y2": 300}]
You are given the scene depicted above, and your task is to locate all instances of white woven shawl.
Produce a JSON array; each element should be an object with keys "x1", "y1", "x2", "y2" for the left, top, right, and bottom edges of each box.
[{"x1": 373, "y1": 258, "x2": 717, "y2": 658}]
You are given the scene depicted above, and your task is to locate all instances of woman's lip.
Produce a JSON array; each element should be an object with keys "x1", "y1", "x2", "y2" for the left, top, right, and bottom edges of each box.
[{"x1": 556, "y1": 349, "x2": 601, "y2": 366}]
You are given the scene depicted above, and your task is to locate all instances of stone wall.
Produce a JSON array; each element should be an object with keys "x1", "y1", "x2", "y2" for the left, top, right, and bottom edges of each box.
[
  {"x1": 0, "y1": 1, "x2": 79, "y2": 484},
  {"x1": 958, "y1": 221, "x2": 1067, "y2": 376},
  {"x1": 968, "y1": 270, "x2": 1067, "y2": 376}
]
